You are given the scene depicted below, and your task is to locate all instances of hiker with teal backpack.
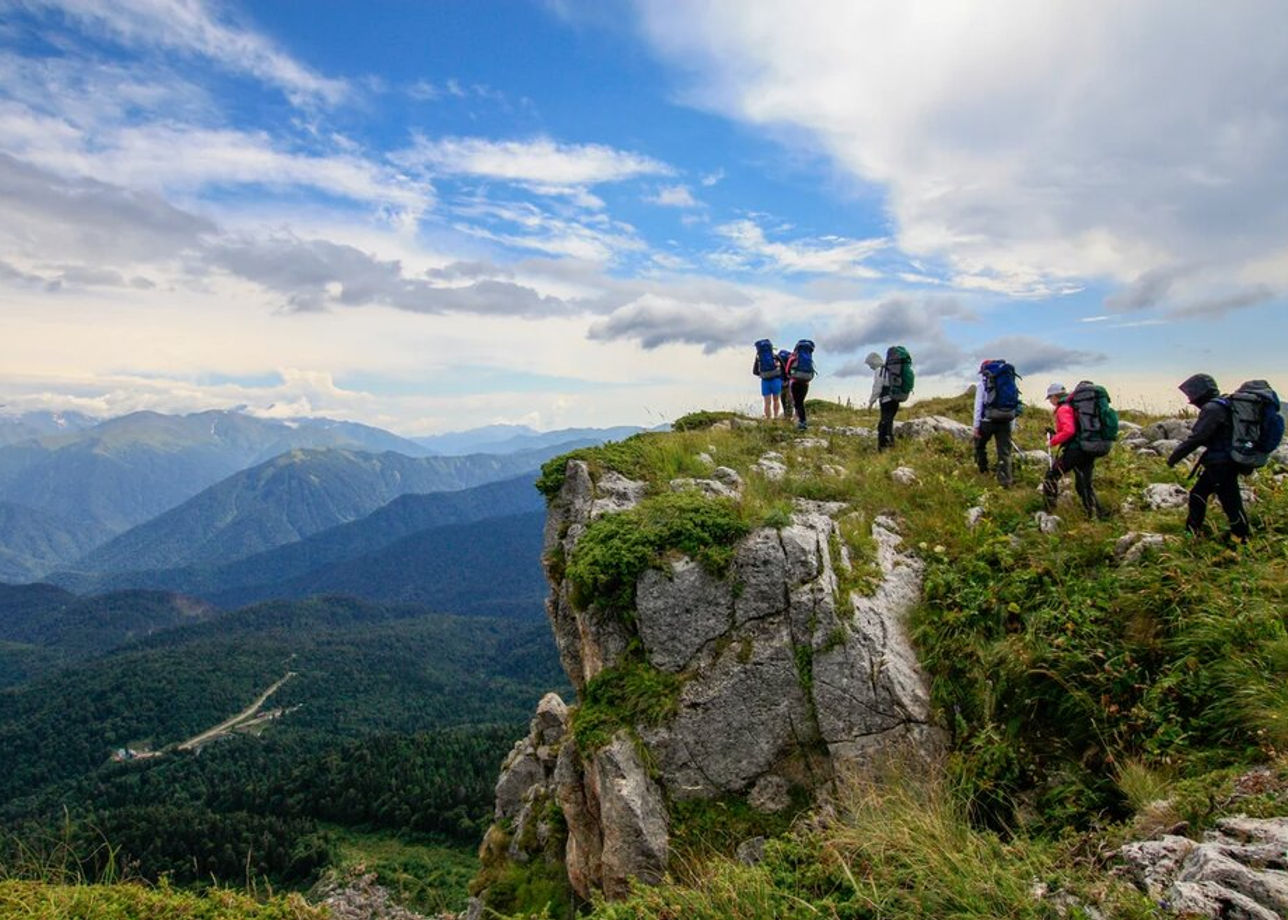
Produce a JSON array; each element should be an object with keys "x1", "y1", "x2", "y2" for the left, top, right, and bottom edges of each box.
[
  {"x1": 1166, "y1": 374, "x2": 1283, "y2": 542},
  {"x1": 784, "y1": 339, "x2": 816, "y2": 431},
  {"x1": 753, "y1": 339, "x2": 784, "y2": 420},
  {"x1": 866, "y1": 346, "x2": 914, "y2": 451},
  {"x1": 973, "y1": 358, "x2": 1021, "y2": 487},
  {"x1": 1042, "y1": 381, "x2": 1117, "y2": 519}
]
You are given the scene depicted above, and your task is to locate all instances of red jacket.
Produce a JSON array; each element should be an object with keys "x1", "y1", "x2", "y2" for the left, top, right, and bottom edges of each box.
[{"x1": 1049, "y1": 401, "x2": 1076, "y2": 447}]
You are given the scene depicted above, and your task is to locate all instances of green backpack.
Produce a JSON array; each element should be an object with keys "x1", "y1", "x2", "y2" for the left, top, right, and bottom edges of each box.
[
  {"x1": 1069, "y1": 381, "x2": 1118, "y2": 456},
  {"x1": 884, "y1": 346, "x2": 915, "y2": 403}
]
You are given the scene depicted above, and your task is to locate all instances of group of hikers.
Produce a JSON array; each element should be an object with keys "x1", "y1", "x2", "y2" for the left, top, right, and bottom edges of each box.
[
  {"x1": 753, "y1": 339, "x2": 1284, "y2": 542},
  {"x1": 753, "y1": 338, "x2": 817, "y2": 431}
]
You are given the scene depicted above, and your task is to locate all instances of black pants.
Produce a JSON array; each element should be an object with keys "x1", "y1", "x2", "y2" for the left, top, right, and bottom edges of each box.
[
  {"x1": 790, "y1": 380, "x2": 809, "y2": 425},
  {"x1": 974, "y1": 418, "x2": 1013, "y2": 486},
  {"x1": 878, "y1": 401, "x2": 899, "y2": 450},
  {"x1": 1043, "y1": 443, "x2": 1104, "y2": 517},
  {"x1": 1188, "y1": 461, "x2": 1250, "y2": 539}
]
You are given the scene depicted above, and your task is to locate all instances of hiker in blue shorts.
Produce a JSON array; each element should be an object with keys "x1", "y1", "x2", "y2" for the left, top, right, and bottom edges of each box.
[{"x1": 752, "y1": 340, "x2": 784, "y2": 419}]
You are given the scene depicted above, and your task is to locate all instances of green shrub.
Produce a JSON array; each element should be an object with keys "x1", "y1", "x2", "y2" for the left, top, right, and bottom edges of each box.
[
  {"x1": 565, "y1": 491, "x2": 750, "y2": 619},
  {"x1": 673, "y1": 411, "x2": 739, "y2": 432},
  {"x1": 571, "y1": 661, "x2": 683, "y2": 753}
]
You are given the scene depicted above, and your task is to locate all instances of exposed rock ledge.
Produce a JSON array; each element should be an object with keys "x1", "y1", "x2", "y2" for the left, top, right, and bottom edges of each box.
[{"x1": 473, "y1": 459, "x2": 943, "y2": 908}]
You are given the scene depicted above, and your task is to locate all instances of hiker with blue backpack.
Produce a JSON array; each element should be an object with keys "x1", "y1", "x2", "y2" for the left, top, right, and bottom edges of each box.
[
  {"x1": 753, "y1": 339, "x2": 784, "y2": 420},
  {"x1": 1166, "y1": 374, "x2": 1284, "y2": 542},
  {"x1": 1042, "y1": 381, "x2": 1116, "y2": 519},
  {"x1": 866, "y1": 346, "x2": 915, "y2": 451},
  {"x1": 973, "y1": 358, "x2": 1021, "y2": 487},
  {"x1": 784, "y1": 339, "x2": 816, "y2": 431}
]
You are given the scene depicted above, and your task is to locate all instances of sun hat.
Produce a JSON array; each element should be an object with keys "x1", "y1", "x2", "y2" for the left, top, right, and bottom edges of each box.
[{"x1": 1046, "y1": 382, "x2": 1067, "y2": 398}]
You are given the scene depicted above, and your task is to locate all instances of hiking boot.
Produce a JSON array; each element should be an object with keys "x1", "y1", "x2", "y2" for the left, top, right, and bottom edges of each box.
[{"x1": 797, "y1": 420, "x2": 807, "y2": 431}]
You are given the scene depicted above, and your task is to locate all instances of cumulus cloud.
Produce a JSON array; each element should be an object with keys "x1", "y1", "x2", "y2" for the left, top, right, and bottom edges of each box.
[
  {"x1": 971, "y1": 335, "x2": 1106, "y2": 376},
  {"x1": 825, "y1": 296, "x2": 973, "y2": 354},
  {"x1": 22, "y1": 0, "x2": 349, "y2": 106},
  {"x1": 394, "y1": 135, "x2": 673, "y2": 185},
  {"x1": 587, "y1": 296, "x2": 765, "y2": 353},
  {"x1": 715, "y1": 218, "x2": 888, "y2": 277},
  {"x1": 647, "y1": 184, "x2": 699, "y2": 207},
  {"x1": 636, "y1": 0, "x2": 1288, "y2": 294},
  {"x1": 0, "y1": 152, "x2": 216, "y2": 263},
  {"x1": 208, "y1": 236, "x2": 573, "y2": 316}
]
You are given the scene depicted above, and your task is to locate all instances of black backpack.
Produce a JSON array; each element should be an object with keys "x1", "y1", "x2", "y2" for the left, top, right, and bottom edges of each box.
[{"x1": 1223, "y1": 380, "x2": 1284, "y2": 468}]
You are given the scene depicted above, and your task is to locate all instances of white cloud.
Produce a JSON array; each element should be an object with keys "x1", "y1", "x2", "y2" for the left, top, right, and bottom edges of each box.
[
  {"x1": 636, "y1": 0, "x2": 1288, "y2": 295},
  {"x1": 394, "y1": 135, "x2": 674, "y2": 185},
  {"x1": 715, "y1": 218, "x2": 887, "y2": 277},
  {"x1": 21, "y1": 0, "x2": 349, "y2": 106},
  {"x1": 647, "y1": 184, "x2": 699, "y2": 207}
]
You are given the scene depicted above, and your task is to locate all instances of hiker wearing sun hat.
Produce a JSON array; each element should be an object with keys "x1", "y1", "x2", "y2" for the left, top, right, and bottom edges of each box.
[{"x1": 1042, "y1": 380, "x2": 1112, "y2": 519}]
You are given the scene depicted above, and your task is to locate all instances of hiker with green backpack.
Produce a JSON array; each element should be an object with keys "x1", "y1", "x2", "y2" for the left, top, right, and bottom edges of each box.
[
  {"x1": 866, "y1": 346, "x2": 914, "y2": 450},
  {"x1": 1042, "y1": 381, "x2": 1117, "y2": 519}
]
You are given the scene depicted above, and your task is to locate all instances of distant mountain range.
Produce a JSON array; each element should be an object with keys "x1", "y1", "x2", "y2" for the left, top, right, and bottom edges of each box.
[
  {"x1": 0, "y1": 410, "x2": 432, "y2": 537},
  {"x1": 59, "y1": 443, "x2": 576, "y2": 578},
  {"x1": 414, "y1": 423, "x2": 652, "y2": 456},
  {"x1": 53, "y1": 475, "x2": 547, "y2": 613},
  {"x1": 0, "y1": 410, "x2": 641, "y2": 583}
]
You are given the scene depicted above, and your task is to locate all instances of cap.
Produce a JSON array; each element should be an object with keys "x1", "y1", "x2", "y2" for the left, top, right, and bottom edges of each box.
[{"x1": 1046, "y1": 382, "x2": 1067, "y2": 398}]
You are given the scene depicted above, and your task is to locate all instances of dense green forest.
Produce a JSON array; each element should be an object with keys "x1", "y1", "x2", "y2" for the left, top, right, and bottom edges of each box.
[{"x1": 0, "y1": 594, "x2": 566, "y2": 906}]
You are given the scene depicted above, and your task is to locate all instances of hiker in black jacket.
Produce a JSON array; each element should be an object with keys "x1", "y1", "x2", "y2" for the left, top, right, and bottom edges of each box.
[{"x1": 1165, "y1": 373, "x2": 1251, "y2": 541}]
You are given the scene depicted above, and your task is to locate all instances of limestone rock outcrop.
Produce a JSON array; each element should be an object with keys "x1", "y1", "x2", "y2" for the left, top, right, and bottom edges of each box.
[
  {"x1": 474, "y1": 457, "x2": 942, "y2": 906},
  {"x1": 1118, "y1": 817, "x2": 1288, "y2": 920}
]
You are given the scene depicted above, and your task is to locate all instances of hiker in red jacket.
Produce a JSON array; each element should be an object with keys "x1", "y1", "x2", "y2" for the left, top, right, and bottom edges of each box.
[{"x1": 1042, "y1": 382, "x2": 1106, "y2": 519}]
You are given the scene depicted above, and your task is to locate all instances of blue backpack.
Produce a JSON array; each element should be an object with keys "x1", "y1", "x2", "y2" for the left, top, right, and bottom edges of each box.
[
  {"x1": 754, "y1": 339, "x2": 780, "y2": 379},
  {"x1": 790, "y1": 340, "x2": 816, "y2": 381},
  {"x1": 1225, "y1": 380, "x2": 1284, "y2": 468},
  {"x1": 980, "y1": 359, "x2": 1020, "y2": 420}
]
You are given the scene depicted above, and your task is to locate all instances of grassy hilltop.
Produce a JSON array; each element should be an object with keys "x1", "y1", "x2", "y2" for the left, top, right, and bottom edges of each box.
[
  {"x1": 518, "y1": 392, "x2": 1287, "y2": 919},
  {"x1": 8, "y1": 393, "x2": 1288, "y2": 919}
]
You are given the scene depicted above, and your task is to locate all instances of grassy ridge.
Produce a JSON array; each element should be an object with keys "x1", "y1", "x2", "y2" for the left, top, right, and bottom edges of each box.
[{"x1": 529, "y1": 394, "x2": 1287, "y2": 919}]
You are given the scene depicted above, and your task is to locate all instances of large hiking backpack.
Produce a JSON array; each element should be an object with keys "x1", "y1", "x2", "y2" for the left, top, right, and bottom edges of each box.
[
  {"x1": 754, "y1": 339, "x2": 780, "y2": 379},
  {"x1": 980, "y1": 360, "x2": 1020, "y2": 421},
  {"x1": 1226, "y1": 380, "x2": 1284, "y2": 468},
  {"x1": 790, "y1": 340, "x2": 816, "y2": 381},
  {"x1": 1069, "y1": 381, "x2": 1119, "y2": 457},
  {"x1": 884, "y1": 345, "x2": 914, "y2": 403}
]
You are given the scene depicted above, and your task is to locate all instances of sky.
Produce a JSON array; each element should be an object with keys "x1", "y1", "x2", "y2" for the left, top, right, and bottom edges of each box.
[{"x1": 1, "y1": 0, "x2": 1285, "y2": 435}]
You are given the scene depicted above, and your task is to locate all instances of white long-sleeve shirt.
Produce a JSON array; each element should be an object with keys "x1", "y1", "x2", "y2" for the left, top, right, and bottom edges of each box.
[{"x1": 973, "y1": 372, "x2": 988, "y2": 427}]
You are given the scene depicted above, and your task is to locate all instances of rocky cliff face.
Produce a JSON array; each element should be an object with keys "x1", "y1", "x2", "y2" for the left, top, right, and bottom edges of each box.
[{"x1": 470, "y1": 455, "x2": 942, "y2": 910}]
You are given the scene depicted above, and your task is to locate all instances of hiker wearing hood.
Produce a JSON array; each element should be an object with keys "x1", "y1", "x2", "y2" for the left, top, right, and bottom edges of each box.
[
  {"x1": 865, "y1": 351, "x2": 900, "y2": 450},
  {"x1": 1166, "y1": 374, "x2": 1250, "y2": 541}
]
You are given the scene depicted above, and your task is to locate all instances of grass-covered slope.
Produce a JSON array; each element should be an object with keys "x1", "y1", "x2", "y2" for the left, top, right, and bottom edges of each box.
[{"x1": 522, "y1": 394, "x2": 1287, "y2": 919}]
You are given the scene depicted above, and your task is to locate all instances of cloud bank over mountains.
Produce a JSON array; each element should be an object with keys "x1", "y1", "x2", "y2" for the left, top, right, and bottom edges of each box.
[{"x1": 0, "y1": 0, "x2": 1283, "y2": 430}]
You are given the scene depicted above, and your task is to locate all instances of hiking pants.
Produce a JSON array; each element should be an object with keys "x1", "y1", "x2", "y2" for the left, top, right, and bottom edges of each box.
[
  {"x1": 791, "y1": 380, "x2": 809, "y2": 426},
  {"x1": 1043, "y1": 444, "x2": 1103, "y2": 518},
  {"x1": 1188, "y1": 460, "x2": 1250, "y2": 539},
  {"x1": 974, "y1": 418, "x2": 1013, "y2": 486},
  {"x1": 782, "y1": 378, "x2": 794, "y2": 418},
  {"x1": 878, "y1": 401, "x2": 899, "y2": 450}
]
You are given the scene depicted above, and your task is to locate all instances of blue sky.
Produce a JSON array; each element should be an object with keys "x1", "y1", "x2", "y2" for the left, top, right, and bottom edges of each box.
[{"x1": 1, "y1": 0, "x2": 1285, "y2": 433}]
